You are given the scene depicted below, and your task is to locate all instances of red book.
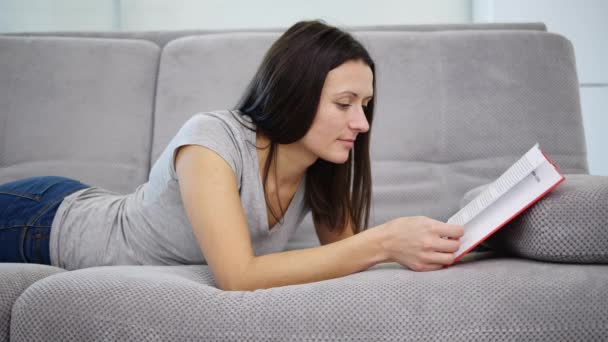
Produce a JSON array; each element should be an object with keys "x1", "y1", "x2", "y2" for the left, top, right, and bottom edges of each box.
[{"x1": 447, "y1": 143, "x2": 565, "y2": 264}]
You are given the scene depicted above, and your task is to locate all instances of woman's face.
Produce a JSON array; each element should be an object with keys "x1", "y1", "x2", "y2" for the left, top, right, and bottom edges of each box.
[{"x1": 299, "y1": 59, "x2": 373, "y2": 164}]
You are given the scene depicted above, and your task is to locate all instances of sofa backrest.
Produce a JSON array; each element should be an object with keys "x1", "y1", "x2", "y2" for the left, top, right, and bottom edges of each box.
[
  {"x1": 364, "y1": 30, "x2": 587, "y2": 223},
  {"x1": 151, "y1": 30, "x2": 588, "y2": 227},
  {"x1": 0, "y1": 24, "x2": 587, "y2": 251},
  {"x1": 6, "y1": 22, "x2": 546, "y2": 48},
  {"x1": 0, "y1": 36, "x2": 159, "y2": 192},
  {"x1": 151, "y1": 33, "x2": 277, "y2": 163},
  {"x1": 0, "y1": 24, "x2": 551, "y2": 192}
]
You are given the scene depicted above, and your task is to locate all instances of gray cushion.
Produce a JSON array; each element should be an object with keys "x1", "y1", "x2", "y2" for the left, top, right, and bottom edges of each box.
[
  {"x1": 365, "y1": 30, "x2": 587, "y2": 227},
  {"x1": 461, "y1": 174, "x2": 608, "y2": 263},
  {"x1": 0, "y1": 264, "x2": 66, "y2": 342},
  {"x1": 10, "y1": 259, "x2": 608, "y2": 341},
  {"x1": 0, "y1": 36, "x2": 160, "y2": 193},
  {"x1": 152, "y1": 33, "x2": 277, "y2": 164}
]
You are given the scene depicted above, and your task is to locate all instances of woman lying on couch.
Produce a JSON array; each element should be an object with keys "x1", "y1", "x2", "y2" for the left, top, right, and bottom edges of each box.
[{"x1": 0, "y1": 20, "x2": 464, "y2": 291}]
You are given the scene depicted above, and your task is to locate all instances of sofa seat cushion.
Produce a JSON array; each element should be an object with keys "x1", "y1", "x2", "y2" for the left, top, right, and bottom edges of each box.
[
  {"x1": 10, "y1": 259, "x2": 608, "y2": 341},
  {"x1": 462, "y1": 174, "x2": 608, "y2": 263},
  {"x1": 0, "y1": 263, "x2": 66, "y2": 342}
]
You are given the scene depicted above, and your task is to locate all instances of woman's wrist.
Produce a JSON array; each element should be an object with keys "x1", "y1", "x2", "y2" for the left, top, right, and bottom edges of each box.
[{"x1": 362, "y1": 222, "x2": 393, "y2": 265}]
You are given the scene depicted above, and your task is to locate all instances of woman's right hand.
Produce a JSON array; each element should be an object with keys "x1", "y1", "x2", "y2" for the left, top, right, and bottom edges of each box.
[{"x1": 381, "y1": 216, "x2": 465, "y2": 272}]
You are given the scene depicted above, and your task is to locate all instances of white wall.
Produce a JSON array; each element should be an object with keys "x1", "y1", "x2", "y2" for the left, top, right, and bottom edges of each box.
[
  {"x1": 0, "y1": 0, "x2": 471, "y2": 32},
  {"x1": 119, "y1": 0, "x2": 472, "y2": 30},
  {"x1": 0, "y1": 0, "x2": 120, "y2": 31},
  {"x1": 473, "y1": 0, "x2": 608, "y2": 176}
]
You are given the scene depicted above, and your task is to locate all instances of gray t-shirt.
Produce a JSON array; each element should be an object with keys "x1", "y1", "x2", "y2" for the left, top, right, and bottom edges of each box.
[{"x1": 50, "y1": 110, "x2": 310, "y2": 270}]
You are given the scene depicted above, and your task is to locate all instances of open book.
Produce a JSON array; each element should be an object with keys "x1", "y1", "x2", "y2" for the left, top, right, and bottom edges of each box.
[{"x1": 447, "y1": 143, "x2": 565, "y2": 264}]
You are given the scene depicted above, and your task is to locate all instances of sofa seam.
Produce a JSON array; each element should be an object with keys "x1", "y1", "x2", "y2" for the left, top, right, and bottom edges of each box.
[{"x1": 144, "y1": 44, "x2": 162, "y2": 178}]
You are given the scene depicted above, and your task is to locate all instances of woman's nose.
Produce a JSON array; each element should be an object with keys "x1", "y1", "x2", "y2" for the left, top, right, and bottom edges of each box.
[{"x1": 350, "y1": 105, "x2": 370, "y2": 133}]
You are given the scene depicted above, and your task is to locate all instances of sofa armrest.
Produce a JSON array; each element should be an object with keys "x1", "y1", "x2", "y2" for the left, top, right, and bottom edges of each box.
[{"x1": 461, "y1": 174, "x2": 608, "y2": 263}]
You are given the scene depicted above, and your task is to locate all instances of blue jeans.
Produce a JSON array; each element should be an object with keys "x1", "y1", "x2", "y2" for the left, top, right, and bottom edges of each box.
[{"x1": 0, "y1": 176, "x2": 90, "y2": 265}]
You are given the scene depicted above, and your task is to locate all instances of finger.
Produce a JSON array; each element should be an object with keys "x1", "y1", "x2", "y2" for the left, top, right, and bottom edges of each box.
[
  {"x1": 434, "y1": 237, "x2": 460, "y2": 253},
  {"x1": 424, "y1": 251, "x2": 455, "y2": 265},
  {"x1": 437, "y1": 224, "x2": 465, "y2": 239},
  {"x1": 426, "y1": 264, "x2": 444, "y2": 271},
  {"x1": 419, "y1": 264, "x2": 444, "y2": 272}
]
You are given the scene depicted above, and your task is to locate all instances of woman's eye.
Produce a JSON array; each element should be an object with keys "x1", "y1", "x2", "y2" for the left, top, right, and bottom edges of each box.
[{"x1": 336, "y1": 103, "x2": 351, "y2": 110}]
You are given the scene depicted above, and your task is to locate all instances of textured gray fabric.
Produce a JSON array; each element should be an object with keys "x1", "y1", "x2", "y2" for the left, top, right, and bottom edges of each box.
[
  {"x1": 462, "y1": 174, "x2": 608, "y2": 263},
  {"x1": 10, "y1": 259, "x2": 608, "y2": 341},
  {"x1": 152, "y1": 33, "x2": 277, "y2": 163},
  {"x1": 365, "y1": 31, "x2": 587, "y2": 226},
  {"x1": 0, "y1": 264, "x2": 65, "y2": 342},
  {"x1": 0, "y1": 36, "x2": 159, "y2": 194},
  {"x1": 49, "y1": 111, "x2": 308, "y2": 270},
  {"x1": 150, "y1": 31, "x2": 589, "y2": 253},
  {"x1": 4, "y1": 22, "x2": 546, "y2": 48}
]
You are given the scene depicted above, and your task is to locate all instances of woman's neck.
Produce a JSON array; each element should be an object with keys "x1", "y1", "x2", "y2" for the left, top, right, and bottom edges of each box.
[{"x1": 255, "y1": 132, "x2": 314, "y2": 190}]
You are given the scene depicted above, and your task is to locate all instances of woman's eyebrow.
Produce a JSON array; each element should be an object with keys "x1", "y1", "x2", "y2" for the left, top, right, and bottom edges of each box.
[{"x1": 335, "y1": 91, "x2": 374, "y2": 99}]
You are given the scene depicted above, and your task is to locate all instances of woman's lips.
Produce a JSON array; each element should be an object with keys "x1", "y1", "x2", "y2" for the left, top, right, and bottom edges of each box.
[{"x1": 338, "y1": 139, "x2": 354, "y2": 148}]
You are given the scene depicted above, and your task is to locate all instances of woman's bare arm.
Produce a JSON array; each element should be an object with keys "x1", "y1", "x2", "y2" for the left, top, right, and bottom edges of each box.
[
  {"x1": 315, "y1": 220, "x2": 355, "y2": 246},
  {"x1": 175, "y1": 144, "x2": 389, "y2": 291},
  {"x1": 242, "y1": 227, "x2": 387, "y2": 291}
]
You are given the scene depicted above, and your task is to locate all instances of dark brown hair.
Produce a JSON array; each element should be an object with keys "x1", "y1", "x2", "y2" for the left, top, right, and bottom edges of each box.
[{"x1": 236, "y1": 20, "x2": 375, "y2": 235}]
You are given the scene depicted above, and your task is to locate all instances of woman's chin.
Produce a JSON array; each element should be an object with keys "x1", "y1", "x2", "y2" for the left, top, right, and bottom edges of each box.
[{"x1": 321, "y1": 152, "x2": 350, "y2": 164}]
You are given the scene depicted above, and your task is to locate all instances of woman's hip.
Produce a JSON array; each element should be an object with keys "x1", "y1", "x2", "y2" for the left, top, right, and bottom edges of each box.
[
  {"x1": 0, "y1": 176, "x2": 90, "y2": 264},
  {"x1": 0, "y1": 176, "x2": 90, "y2": 225}
]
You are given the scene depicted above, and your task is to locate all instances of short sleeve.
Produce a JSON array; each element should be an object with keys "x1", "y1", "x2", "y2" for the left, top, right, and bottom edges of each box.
[{"x1": 169, "y1": 113, "x2": 244, "y2": 183}]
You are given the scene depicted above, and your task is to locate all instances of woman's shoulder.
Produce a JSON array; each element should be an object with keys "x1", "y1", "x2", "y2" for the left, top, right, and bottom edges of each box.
[
  {"x1": 175, "y1": 110, "x2": 254, "y2": 146},
  {"x1": 186, "y1": 110, "x2": 255, "y2": 134},
  {"x1": 171, "y1": 110, "x2": 256, "y2": 181}
]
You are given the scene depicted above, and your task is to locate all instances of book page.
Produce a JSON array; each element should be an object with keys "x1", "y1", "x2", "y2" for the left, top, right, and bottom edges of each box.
[
  {"x1": 447, "y1": 143, "x2": 545, "y2": 226},
  {"x1": 453, "y1": 158, "x2": 563, "y2": 260}
]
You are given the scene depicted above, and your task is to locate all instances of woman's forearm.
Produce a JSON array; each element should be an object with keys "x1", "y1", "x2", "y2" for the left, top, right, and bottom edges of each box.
[{"x1": 231, "y1": 224, "x2": 390, "y2": 291}]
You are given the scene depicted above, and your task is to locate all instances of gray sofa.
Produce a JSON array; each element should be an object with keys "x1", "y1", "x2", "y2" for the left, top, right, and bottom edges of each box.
[{"x1": 1, "y1": 23, "x2": 607, "y2": 341}]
